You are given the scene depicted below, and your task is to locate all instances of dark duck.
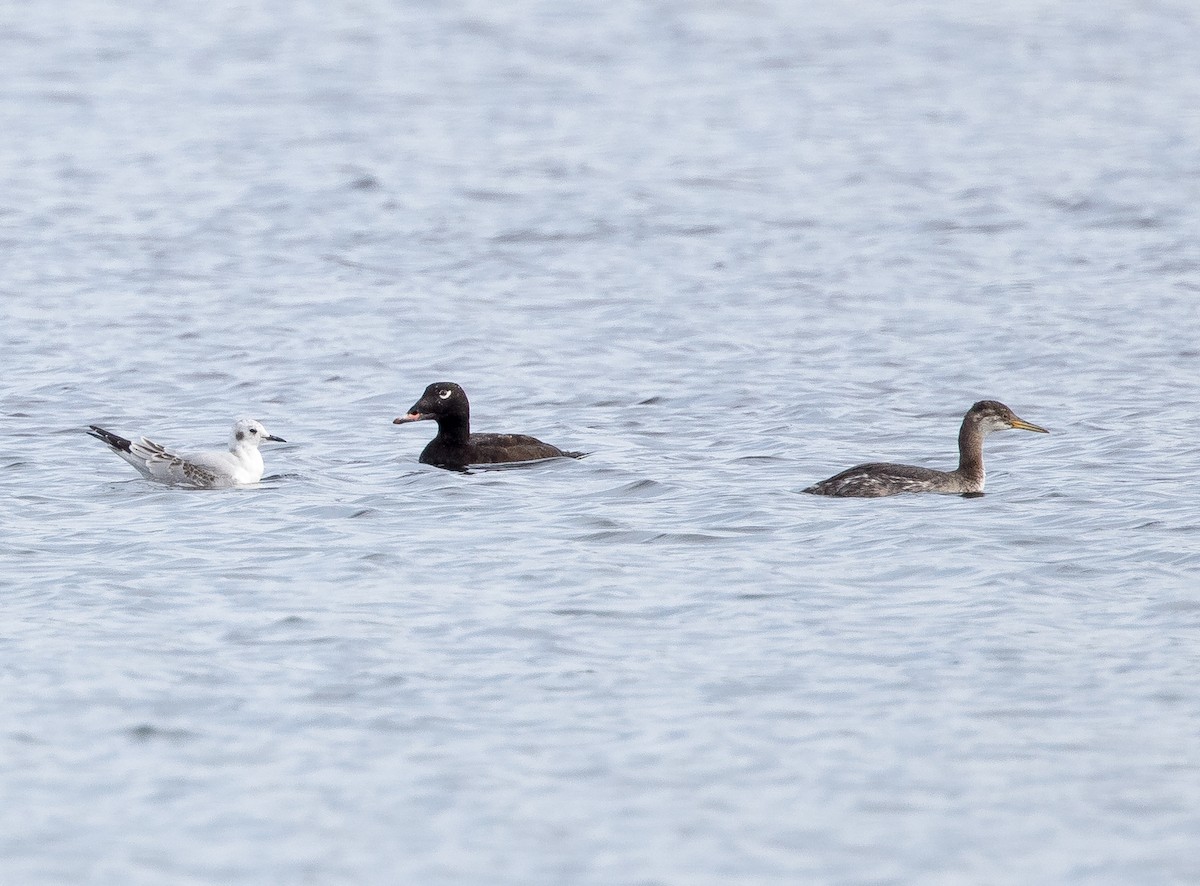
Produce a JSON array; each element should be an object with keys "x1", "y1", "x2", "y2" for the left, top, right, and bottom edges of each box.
[
  {"x1": 803, "y1": 400, "x2": 1049, "y2": 498},
  {"x1": 394, "y1": 382, "x2": 583, "y2": 470}
]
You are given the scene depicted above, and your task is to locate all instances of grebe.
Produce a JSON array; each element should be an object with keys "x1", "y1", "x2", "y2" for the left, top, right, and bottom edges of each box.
[
  {"x1": 803, "y1": 400, "x2": 1048, "y2": 497},
  {"x1": 394, "y1": 382, "x2": 583, "y2": 470},
  {"x1": 88, "y1": 418, "x2": 286, "y2": 487}
]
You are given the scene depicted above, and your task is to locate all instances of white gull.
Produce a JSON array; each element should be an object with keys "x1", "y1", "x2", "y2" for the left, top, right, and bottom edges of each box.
[{"x1": 87, "y1": 418, "x2": 286, "y2": 488}]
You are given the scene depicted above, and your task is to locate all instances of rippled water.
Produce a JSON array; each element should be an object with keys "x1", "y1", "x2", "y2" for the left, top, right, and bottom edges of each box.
[{"x1": 4, "y1": 1, "x2": 1200, "y2": 883}]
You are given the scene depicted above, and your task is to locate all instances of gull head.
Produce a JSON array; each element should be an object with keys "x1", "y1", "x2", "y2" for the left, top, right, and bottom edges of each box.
[{"x1": 230, "y1": 418, "x2": 286, "y2": 450}]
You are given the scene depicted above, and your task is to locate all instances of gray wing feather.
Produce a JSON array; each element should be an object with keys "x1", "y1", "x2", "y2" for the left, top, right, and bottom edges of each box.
[{"x1": 130, "y1": 438, "x2": 221, "y2": 487}]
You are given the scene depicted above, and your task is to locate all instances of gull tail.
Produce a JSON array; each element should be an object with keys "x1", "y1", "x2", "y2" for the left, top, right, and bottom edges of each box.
[
  {"x1": 88, "y1": 424, "x2": 157, "y2": 477},
  {"x1": 88, "y1": 425, "x2": 133, "y2": 453}
]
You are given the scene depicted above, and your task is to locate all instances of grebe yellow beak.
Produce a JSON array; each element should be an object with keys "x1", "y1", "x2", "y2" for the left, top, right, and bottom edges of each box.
[{"x1": 1009, "y1": 416, "x2": 1049, "y2": 434}]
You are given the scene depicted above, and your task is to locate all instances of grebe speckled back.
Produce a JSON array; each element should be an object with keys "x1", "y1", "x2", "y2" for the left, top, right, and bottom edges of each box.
[
  {"x1": 803, "y1": 400, "x2": 1049, "y2": 498},
  {"x1": 393, "y1": 382, "x2": 584, "y2": 471}
]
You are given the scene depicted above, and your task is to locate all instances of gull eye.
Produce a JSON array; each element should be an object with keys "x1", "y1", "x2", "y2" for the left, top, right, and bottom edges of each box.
[
  {"x1": 438, "y1": 389, "x2": 453, "y2": 400},
  {"x1": 250, "y1": 427, "x2": 259, "y2": 434}
]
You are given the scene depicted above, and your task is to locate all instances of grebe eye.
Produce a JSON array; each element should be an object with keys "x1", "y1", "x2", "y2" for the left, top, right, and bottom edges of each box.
[{"x1": 438, "y1": 389, "x2": 453, "y2": 400}]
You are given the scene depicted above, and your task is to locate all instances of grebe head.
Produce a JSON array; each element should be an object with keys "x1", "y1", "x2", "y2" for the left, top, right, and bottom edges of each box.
[{"x1": 967, "y1": 400, "x2": 1049, "y2": 435}]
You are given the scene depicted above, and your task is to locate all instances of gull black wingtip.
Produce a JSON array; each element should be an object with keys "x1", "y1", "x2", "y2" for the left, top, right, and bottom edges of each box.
[{"x1": 87, "y1": 425, "x2": 133, "y2": 452}]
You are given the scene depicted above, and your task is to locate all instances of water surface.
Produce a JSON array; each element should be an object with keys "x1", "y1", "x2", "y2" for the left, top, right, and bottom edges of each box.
[{"x1": 3, "y1": 1, "x2": 1200, "y2": 883}]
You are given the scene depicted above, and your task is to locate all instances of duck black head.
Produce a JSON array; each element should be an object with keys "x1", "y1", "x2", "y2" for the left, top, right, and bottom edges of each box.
[{"x1": 393, "y1": 382, "x2": 470, "y2": 427}]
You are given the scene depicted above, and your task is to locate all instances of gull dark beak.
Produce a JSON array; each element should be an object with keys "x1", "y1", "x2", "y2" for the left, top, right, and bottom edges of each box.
[
  {"x1": 265, "y1": 434, "x2": 287, "y2": 442},
  {"x1": 1009, "y1": 417, "x2": 1049, "y2": 434}
]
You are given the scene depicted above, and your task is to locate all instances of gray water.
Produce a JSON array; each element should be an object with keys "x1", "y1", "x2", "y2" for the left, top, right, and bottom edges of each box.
[{"x1": 3, "y1": 1, "x2": 1200, "y2": 883}]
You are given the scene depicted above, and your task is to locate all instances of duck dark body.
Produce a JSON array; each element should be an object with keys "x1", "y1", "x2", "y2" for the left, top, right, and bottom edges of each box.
[{"x1": 394, "y1": 382, "x2": 582, "y2": 470}]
